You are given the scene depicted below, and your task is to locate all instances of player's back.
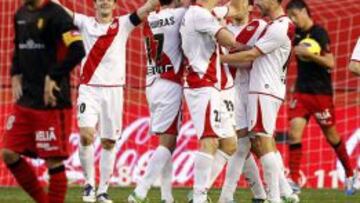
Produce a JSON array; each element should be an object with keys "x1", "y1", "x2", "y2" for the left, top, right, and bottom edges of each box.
[
  {"x1": 74, "y1": 13, "x2": 136, "y2": 86},
  {"x1": 250, "y1": 16, "x2": 295, "y2": 100},
  {"x1": 144, "y1": 7, "x2": 186, "y2": 85},
  {"x1": 180, "y1": 5, "x2": 223, "y2": 88}
]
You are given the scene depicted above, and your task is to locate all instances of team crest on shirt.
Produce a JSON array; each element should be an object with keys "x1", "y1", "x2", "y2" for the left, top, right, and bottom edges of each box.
[
  {"x1": 37, "y1": 18, "x2": 44, "y2": 30},
  {"x1": 246, "y1": 26, "x2": 255, "y2": 31},
  {"x1": 110, "y1": 21, "x2": 118, "y2": 29}
]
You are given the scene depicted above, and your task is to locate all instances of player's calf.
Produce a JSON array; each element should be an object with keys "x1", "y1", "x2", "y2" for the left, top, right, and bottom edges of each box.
[
  {"x1": 46, "y1": 160, "x2": 68, "y2": 203},
  {"x1": 4, "y1": 153, "x2": 47, "y2": 203}
]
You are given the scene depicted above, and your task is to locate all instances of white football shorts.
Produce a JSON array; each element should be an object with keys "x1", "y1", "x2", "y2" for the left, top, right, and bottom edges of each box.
[
  {"x1": 247, "y1": 93, "x2": 282, "y2": 137},
  {"x1": 77, "y1": 85, "x2": 123, "y2": 140},
  {"x1": 146, "y1": 78, "x2": 182, "y2": 135},
  {"x1": 184, "y1": 87, "x2": 235, "y2": 140}
]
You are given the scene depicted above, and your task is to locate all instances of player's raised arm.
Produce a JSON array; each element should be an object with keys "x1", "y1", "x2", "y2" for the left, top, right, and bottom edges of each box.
[
  {"x1": 136, "y1": 0, "x2": 160, "y2": 21},
  {"x1": 51, "y1": 0, "x2": 74, "y2": 17}
]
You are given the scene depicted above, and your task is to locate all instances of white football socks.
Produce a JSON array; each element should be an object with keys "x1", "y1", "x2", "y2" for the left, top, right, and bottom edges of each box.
[
  {"x1": 134, "y1": 146, "x2": 172, "y2": 199},
  {"x1": 98, "y1": 147, "x2": 116, "y2": 194},
  {"x1": 219, "y1": 137, "x2": 251, "y2": 202},
  {"x1": 79, "y1": 144, "x2": 95, "y2": 187},
  {"x1": 194, "y1": 151, "x2": 214, "y2": 203},
  {"x1": 207, "y1": 150, "x2": 230, "y2": 188},
  {"x1": 243, "y1": 154, "x2": 267, "y2": 199},
  {"x1": 275, "y1": 151, "x2": 293, "y2": 197},
  {"x1": 260, "y1": 152, "x2": 281, "y2": 203},
  {"x1": 160, "y1": 154, "x2": 174, "y2": 202}
]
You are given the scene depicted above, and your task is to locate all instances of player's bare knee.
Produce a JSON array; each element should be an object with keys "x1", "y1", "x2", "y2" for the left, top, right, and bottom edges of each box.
[
  {"x1": 219, "y1": 137, "x2": 237, "y2": 156},
  {"x1": 199, "y1": 138, "x2": 219, "y2": 155},
  {"x1": 1, "y1": 149, "x2": 20, "y2": 165},
  {"x1": 252, "y1": 136, "x2": 275, "y2": 156},
  {"x1": 101, "y1": 139, "x2": 115, "y2": 150},
  {"x1": 79, "y1": 127, "x2": 95, "y2": 146},
  {"x1": 159, "y1": 134, "x2": 177, "y2": 153}
]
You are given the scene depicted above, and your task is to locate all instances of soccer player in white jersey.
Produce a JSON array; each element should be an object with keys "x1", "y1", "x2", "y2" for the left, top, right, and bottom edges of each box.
[
  {"x1": 349, "y1": 38, "x2": 360, "y2": 76},
  {"x1": 221, "y1": 0, "x2": 299, "y2": 202},
  {"x1": 180, "y1": 0, "x2": 247, "y2": 202},
  {"x1": 127, "y1": 0, "x2": 187, "y2": 203},
  {"x1": 52, "y1": 0, "x2": 159, "y2": 202},
  {"x1": 211, "y1": 1, "x2": 268, "y2": 202}
]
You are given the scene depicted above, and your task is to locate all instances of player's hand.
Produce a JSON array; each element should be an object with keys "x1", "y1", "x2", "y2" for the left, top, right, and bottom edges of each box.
[
  {"x1": 294, "y1": 45, "x2": 312, "y2": 58},
  {"x1": 11, "y1": 75, "x2": 23, "y2": 101},
  {"x1": 44, "y1": 75, "x2": 60, "y2": 107}
]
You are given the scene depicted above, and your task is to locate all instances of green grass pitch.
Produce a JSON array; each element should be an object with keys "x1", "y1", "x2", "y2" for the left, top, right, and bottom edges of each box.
[{"x1": 0, "y1": 187, "x2": 359, "y2": 203}]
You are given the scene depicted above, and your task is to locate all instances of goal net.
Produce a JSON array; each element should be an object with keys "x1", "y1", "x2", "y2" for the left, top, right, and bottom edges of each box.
[{"x1": 0, "y1": 0, "x2": 359, "y2": 189}]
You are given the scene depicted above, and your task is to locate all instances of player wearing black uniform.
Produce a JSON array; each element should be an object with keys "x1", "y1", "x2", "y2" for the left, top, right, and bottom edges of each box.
[
  {"x1": 0, "y1": 0, "x2": 85, "y2": 202},
  {"x1": 286, "y1": 0, "x2": 357, "y2": 195}
]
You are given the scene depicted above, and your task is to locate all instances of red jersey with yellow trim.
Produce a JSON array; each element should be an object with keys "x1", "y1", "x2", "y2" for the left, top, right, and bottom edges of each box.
[
  {"x1": 180, "y1": 5, "x2": 224, "y2": 89},
  {"x1": 251, "y1": 15, "x2": 295, "y2": 100},
  {"x1": 144, "y1": 7, "x2": 186, "y2": 85}
]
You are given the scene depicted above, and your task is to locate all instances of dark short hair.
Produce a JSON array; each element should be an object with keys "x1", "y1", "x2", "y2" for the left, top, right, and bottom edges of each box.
[
  {"x1": 160, "y1": 0, "x2": 173, "y2": 6},
  {"x1": 249, "y1": 0, "x2": 254, "y2": 5},
  {"x1": 286, "y1": 0, "x2": 311, "y2": 16}
]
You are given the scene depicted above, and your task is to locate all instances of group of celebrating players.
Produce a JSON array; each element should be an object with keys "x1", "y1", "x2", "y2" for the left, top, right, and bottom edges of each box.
[{"x1": 1, "y1": 0, "x2": 360, "y2": 203}]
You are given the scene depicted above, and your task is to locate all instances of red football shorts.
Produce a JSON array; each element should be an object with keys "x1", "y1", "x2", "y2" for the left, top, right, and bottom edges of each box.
[
  {"x1": 1, "y1": 105, "x2": 72, "y2": 159},
  {"x1": 288, "y1": 93, "x2": 335, "y2": 127}
]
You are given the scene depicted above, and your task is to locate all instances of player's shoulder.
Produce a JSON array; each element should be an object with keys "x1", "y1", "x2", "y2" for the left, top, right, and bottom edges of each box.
[
  {"x1": 15, "y1": 4, "x2": 27, "y2": 17},
  {"x1": 247, "y1": 19, "x2": 267, "y2": 31},
  {"x1": 190, "y1": 5, "x2": 210, "y2": 16},
  {"x1": 46, "y1": 2, "x2": 73, "y2": 22},
  {"x1": 47, "y1": 2, "x2": 68, "y2": 15},
  {"x1": 311, "y1": 24, "x2": 329, "y2": 36},
  {"x1": 272, "y1": 16, "x2": 292, "y2": 28}
]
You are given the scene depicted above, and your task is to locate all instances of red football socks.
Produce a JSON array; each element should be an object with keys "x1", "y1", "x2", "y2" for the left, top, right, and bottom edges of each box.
[
  {"x1": 48, "y1": 165, "x2": 68, "y2": 203},
  {"x1": 332, "y1": 140, "x2": 354, "y2": 177},
  {"x1": 289, "y1": 143, "x2": 303, "y2": 183},
  {"x1": 7, "y1": 158, "x2": 47, "y2": 203}
]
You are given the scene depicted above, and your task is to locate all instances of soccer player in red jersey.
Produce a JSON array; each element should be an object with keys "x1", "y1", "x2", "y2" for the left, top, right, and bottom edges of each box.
[
  {"x1": 286, "y1": 0, "x2": 358, "y2": 195},
  {"x1": 0, "y1": 0, "x2": 85, "y2": 202}
]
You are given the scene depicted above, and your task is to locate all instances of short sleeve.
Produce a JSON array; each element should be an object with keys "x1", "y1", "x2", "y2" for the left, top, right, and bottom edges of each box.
[
  {"x1": 314, "y1": 26, "x2": 331, "y2": 53},
  {"x1": 73, "y1": 13, "x2": 88, "y2": 30},
  {"x1": 255, "y1": 23, "x2": 287, "y2": 54},
  {"x1": 52, "y1": 7, "x2": 82, "y2": 46},
  {"x1": 194, "y1": 8, "x2": 223, "y2": 37},
  {"x1": 351, "y1": 38, "x2": 360, "y2": 61},
  {"x1": 121, "y1": 14, "x2": 136, "y2": 35}
]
